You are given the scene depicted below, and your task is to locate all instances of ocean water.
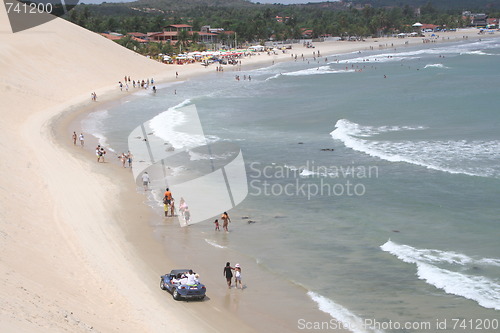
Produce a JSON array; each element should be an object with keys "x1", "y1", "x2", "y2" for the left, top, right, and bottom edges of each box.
[{"x1": 83, "y1": 38, "x2": 500, "y2": 332}]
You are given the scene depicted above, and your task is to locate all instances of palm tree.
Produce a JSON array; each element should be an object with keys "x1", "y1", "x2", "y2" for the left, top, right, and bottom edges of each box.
[{"x1": 176, "y1": 29, "x2": 190, "y2": 53}]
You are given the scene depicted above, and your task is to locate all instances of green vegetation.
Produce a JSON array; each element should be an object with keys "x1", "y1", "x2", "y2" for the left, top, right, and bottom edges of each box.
[{"x1": 65, "y1": 0, "x2": 500, "y2": 55}]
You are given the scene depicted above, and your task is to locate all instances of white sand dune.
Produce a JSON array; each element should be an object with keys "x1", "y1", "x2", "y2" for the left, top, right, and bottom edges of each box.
[{"x1": 0, "y1": 11, "x2": 212, "y2": 333}]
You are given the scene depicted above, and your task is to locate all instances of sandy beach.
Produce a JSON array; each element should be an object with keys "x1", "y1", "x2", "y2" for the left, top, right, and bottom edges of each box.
[{"x1": 0, "y1": 6, "x2": 492, "y2": 332}]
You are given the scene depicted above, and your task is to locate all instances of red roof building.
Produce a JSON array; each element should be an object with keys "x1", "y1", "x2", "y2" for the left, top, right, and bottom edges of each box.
[
  {"x1": 164, "y1": 24, "x2": 193, "y2": 32},
  {"x1": 100, "y1": 33, "x2": 123, "y2": 41},
  {"x1": 487, "y1": 18, "x2": 499, "y2": 27},
  {"x1": 128, "y1": 32, "x2": 148, "y2": 38}
]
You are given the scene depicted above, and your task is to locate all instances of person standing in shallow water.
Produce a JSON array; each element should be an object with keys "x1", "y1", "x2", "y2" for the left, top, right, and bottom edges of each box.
[
  {"x1": 221, "y1": 212, "x2": 231, "y2": 231},
  {"x1": 223, "y1": 262, "x2": 233, "y2": 289},
  {"x1": 127, "y1": 151, "x2": 133, "y2": 167},
  {"x1": 142, "y1": 172, "x2": 150, "y2": 191},
  {"x1": 79, "y1": 133, "x2": 84, "y2": 147}
]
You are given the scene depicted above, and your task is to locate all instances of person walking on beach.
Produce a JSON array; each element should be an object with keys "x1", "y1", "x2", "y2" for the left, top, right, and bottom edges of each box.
[
  {"x1": 79, "y1": 133, "x2": 84, "y2": 147},
  {"x1": 169, "y1": 198, "x2": 175, "y2": 217},
  {"x1": 119, "y1": 153, "x2": 127, "y2": 167},
  {"x1": 142, "y1": 172, "x2": 150, "y2": 191},
  {"x1": 214, "y1": 219, "x2": 220, "y2": 231},
  {"x1": 97, "y1": 147, "x2": 106, "y2": 163},
  {"x1": 224, "y1": 262, "x2": 233, "y2": 289},
  {"x1": 234, "y1": 263, "x2": 242, "y2": 289},
  {"x1": 72, "y1": 132, "x2": 77, "y2": 145},
  {"x1": 179, "y1": 197, "x2": 187, "y2": 217},
  {"x1": 127, "y1": 151, "x2": 133, "y2": 168},
  {"x1": 163, "y1": 188, "x2": 172, "y2": 205},
  {"x1": 164, "y1": 194, "x2": 175, "y2": 217},
  {"x1": 221, "y1": 212, "x2": 231, "y2": 232},
  {"x1": 184, "y1": 208, "x2": 191, "y2": 225},
  {"x1": 163, "y1": 200, "x2": 169, "y2": 217}
]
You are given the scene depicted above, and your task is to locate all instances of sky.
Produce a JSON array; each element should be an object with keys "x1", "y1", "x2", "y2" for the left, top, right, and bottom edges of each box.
[
  {"x1": 80, "y1": 0, "x2": 332, "y2": 4},
  {"x1": 250, "y1": 0, "x2": 331, "y2": 3}
]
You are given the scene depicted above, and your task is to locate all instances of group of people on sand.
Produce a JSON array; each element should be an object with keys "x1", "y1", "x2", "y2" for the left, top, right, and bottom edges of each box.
[
  {"x1": 72, "y1": 132, "x2": 135, "y2": 167},
  {"x1": 95, "y1": 145, "x2": 107, "y2": 163},
  {"x1": 118, "y1": 151, "x2": 133, "y2": 168},
  {"x1": 73, "y1": 132, "x2": 85, "y2": 147},
  {"x1": 161, "y1": 188, "x2": 191, "y2": 224},
  {"x1": 120, "y1": 76, "x2": 155, "y2": 91},
  {"x1": 163, "y1": 187, "x2": 175, "y2": 217},
  {"x1": 224, "y1": 262, "x2": 243, "y2": 289}
]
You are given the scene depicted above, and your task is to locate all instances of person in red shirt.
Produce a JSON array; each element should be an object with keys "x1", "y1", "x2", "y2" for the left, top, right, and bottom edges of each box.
[{"x1": 163, "y1": 188, "x2": 172, "y2": 205}]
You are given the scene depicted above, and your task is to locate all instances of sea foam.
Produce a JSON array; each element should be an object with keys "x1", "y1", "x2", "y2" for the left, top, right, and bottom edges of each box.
[
  {"x1": 424, "y1": 63, "x2": 449, "y2": 69},
  {"x1": 81, "y1": 109, "x2": 115, "y2": 151},
  {"x1": 204, "y1": 239, "x2": 226, "y2": 249},
  {"x1": 149, "y1": 99, "x2": 220, "y2": 150},
  {"x1": 308, "y1": 292, "x2": 384, "y2": 333},
  {"x1": 381, "y1": 240, "x2": 500, "y2": 310},
  {"x1": 330, "y1": 119, "x2": 500, "y2": 178},
  {"x1": 334, "y1": 39, "x2": 500, "y2": 65},
  {"x1": 282, "y1": 66, "x2": 354, "y2": 76}
]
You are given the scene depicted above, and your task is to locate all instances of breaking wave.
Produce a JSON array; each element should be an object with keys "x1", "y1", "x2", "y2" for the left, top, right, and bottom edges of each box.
[
  {"x1": 381, "y1": 240, "x2": 500, "y2": 310},
  {"x1": 330, "y1": 119, "x2": 500, "y2": 178}
]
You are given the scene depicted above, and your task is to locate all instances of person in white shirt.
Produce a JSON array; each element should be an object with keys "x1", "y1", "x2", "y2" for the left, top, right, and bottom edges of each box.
[
  {"x1": 141, "y1": 172, "x2": 150, "y2": 191},
  {"x1": 234, "y1": 264, "x2": 242, "y2": 289},
  {"x1": 185, "y1": 270, "x2": 196, "y2": 285}
]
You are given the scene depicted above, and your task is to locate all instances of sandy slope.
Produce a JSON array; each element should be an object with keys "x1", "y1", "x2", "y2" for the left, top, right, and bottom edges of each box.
[{"x1": 0, "y1": 10, "x2": 210, "y2": 333}]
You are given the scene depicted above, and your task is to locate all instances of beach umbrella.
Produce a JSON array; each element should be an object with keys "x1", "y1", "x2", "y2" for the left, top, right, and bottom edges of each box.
[{"x1": 412, "y1": 22, "x2": 423, "y2": 27}]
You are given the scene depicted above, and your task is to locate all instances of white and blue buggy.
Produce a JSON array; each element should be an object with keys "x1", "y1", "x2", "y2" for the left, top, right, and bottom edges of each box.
[{"x1": 160, "y1": 269, "x2": 206, "y2": 301}]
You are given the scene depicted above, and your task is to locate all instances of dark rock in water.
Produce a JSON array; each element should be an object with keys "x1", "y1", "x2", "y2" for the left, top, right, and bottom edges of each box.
[
  {"x1": 392, "y1": 230, "x2": 400, "y2": 233},
  {"x1": 274, "y1": 216, "x2": 287, "y2": 219},
  {"x1": 247, "y1": 220, "x2": 256, "y2": 224},
  {"x1": 320, "y1": 148, "x2": 335, "y2": 151},
  {"x1": 241, "y1": 216, "x2": 250, "y2": 219},
  {"x1": 298, "y1": 142, "x2": 304, "y2": 144}
]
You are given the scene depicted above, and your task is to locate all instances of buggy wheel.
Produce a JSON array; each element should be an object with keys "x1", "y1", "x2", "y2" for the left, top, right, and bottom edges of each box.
[
  {"x1": 160, "y1": 280, "x2": 166, "y2": 290},
  {"x1": 172, "y1": 288, "x2": 181, "y2": 301}
]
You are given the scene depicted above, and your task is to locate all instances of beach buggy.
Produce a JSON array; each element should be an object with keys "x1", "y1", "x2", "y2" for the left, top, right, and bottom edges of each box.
[{"x1": 160, "y1": 269, "x2": 206, "y2": 301}]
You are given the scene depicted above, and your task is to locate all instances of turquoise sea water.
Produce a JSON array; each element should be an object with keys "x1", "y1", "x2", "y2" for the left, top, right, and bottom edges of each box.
[{"x1": 83, "y1": 38, "x2": 500, "y2": 332}]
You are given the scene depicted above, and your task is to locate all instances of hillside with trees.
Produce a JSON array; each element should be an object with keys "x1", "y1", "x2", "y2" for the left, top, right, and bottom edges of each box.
[{"x1": 66, "y1": 0, "x2": 499, "y2": 56}]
